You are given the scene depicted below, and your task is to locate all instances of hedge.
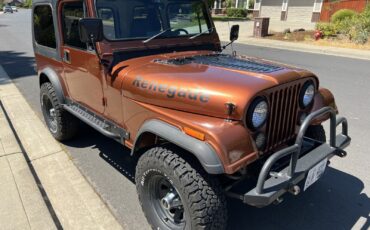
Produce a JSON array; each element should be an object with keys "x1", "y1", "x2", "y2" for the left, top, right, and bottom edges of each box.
[
  {"x1": 331, "y1": 9, "x2": 356, "y2": 23},
  {"x1": 226, "y1": 8, "x2": 247, "y2": 18}
]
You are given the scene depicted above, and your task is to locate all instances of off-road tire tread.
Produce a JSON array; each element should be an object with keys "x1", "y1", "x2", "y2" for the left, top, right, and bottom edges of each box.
[
  {"x1": 136, "y1": 146, "x2": 227, "y2": 230},
  {"x1": 40, "y1": 82, "x2": 78, "y2": 141}
]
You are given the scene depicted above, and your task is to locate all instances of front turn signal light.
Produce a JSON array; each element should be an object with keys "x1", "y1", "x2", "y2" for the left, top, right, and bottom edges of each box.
[{"x1": 183, "y1": 127, "x2": 205, "y2": 141}]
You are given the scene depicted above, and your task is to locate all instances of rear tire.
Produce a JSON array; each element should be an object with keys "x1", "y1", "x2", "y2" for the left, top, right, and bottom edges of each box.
[
  {"x1": 305, "y1": 125, "x2": 326, "y2": 142},
  {"x1": 135, "y1": 146, "x2": 227, "y2": 230},
  {"x1": 40, "y1": 82, "x2": 79, "y2": 141}
]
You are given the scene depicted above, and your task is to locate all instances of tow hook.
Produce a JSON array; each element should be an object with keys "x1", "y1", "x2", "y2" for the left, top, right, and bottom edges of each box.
[{"x1": 288, "y1": 185, "x2": 301, "y2": 196}]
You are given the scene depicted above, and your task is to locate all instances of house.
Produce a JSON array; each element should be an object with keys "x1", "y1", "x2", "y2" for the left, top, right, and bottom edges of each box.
[
  {"x1": 252, "y1": 0, "x2": 369, "y2": 31},
  {"x1": 253, "y1": 0, "x2": 324, "y2": 31},
  {"x1": 213, "y1": 0, "x2": 249, "y2": 14}
]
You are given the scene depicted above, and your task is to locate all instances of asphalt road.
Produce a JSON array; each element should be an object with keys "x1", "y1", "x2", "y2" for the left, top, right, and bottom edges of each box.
[{"x1": 1, "y1": 10, "x2": 369, "y2": 230}]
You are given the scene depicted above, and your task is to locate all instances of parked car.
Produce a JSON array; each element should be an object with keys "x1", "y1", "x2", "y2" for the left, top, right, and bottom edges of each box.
[
  {"x1": 3, "y1": 5, "x2": 13, "y2": 13},
  {"x1": 32, "y1": 0, "x2": 351, "y2": 229},
  {"x1": 11, "y1": 6, "x2": 17, "y2": 12}
]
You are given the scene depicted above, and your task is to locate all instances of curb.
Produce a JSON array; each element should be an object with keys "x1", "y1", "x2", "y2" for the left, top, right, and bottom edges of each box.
[{"x1": 0, "y1": 66, "x2": 124, "y2": 229}]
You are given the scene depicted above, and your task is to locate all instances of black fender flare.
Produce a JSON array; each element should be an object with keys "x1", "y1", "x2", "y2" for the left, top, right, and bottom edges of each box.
[
  {"x1": 132, "y1": 119, "x2": 225, "y2": 175},
  {"x1": 39, "y1": 67, "x2": 66, "y2": 104}
]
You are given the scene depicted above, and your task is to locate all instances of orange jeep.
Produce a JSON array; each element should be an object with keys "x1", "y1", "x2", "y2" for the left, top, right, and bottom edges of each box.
[{"x1": 32, "y1": 0, "x2": 351, "y2": 229}]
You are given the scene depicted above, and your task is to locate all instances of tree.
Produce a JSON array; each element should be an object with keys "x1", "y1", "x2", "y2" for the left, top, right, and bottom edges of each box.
[
  {"x1": 23, "y1": 0, "x2": 32, "y2": 8},
  {"x1": 208, "y1": 0, "x2": 216, "y2": 8}
]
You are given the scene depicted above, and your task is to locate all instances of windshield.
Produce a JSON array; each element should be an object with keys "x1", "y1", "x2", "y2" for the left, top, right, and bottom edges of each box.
[{"x1": 95, "y1": 0, "x2": 212, "y2": 41}]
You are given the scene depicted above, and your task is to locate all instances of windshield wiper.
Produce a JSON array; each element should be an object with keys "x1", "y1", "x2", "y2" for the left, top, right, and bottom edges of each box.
[
  {"x1": 143, "y1": 28, "x2": 172, "y2": 44},
  {"x1": 189, "y1": 27, "x2": 214, "y2": 40}
]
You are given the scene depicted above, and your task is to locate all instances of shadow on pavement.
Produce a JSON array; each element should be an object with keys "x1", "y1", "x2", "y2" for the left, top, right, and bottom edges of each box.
[
  {"x1": 64, "y1": 124, "x2": 369, "y2": 230},
  {"x1": 64, "y1": 123, "x2": 136, "y2": 183},
  {"x1": 227, "y1": 167, "x2": 369, "y2": 230},
  {"x1": 0, "y1": 51, "x2": 36, "y2": 81}
]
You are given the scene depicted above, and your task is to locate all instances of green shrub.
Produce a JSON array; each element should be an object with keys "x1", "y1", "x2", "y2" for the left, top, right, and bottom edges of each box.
[
  {"x1": 360, "y1": 6, "x2": 370, "y2": 28},
  {"x1": 331, "y1": 9, "x2": 357, "y2": 23},
  {"x1": 335, "y1": 17, "x2": 352, "y2": 34},
  {"x1": 22, "y1": 0, "x2": 33, "y2": 8},
  {"x1": 226, "y1": 8, "x2": 247, "y2": 18},
  {"x1": 226, "y1": 0, "x2": 233, "y2": 8},
  {"x1": 316, "y1": 6, "x2": 370, "y2": 44},
  {"x1": 363, "y1": 5, "x2": 370, "y2": 19},
  {"x1": 352, "y1": 29, "x2": 369, "y2": 44},
  {"x1": 316, "y1": 22, "x2": 337, "y2": 37},
  {"x1": 348, "y1": 15, "x2": 370, "y2": 44}
]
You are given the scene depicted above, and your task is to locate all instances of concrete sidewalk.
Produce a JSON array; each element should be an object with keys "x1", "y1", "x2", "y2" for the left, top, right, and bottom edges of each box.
[
  {"x1": 215, "y1": 21, "x2": 370, "y2": 61},
  {"x1": 0, "y1": 66, "x2": 124, "y2": 229},
  {"x1": 0, "y1": 105, "x2": 56, "y2": 230}
]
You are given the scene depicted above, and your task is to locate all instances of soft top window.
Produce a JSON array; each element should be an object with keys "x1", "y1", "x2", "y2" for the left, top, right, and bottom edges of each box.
[
  {"x1": 33, "y1": 5, "x2": 57, "y2": 49},
  {"x1": 61, "y1": 1, "x2": 87, "y2": 49}
]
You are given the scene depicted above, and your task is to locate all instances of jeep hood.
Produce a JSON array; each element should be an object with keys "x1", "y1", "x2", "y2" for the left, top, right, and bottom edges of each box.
[{"x1": 117, "y1": 51, "x2": 316, "y2": 120}]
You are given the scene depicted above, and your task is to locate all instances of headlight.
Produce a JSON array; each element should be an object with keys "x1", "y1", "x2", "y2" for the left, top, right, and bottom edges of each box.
[
  {"x1": 300, "y1": 81, "x2": 315, "y2": 108},
  {"x1": 247, "y1": 97, "x2": 268, "y2": 129}
]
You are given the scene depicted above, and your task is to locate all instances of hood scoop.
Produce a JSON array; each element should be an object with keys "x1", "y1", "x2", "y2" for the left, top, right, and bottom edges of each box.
[{"x1": 154, "y1": 54, "x2": 284, "y2": 73}]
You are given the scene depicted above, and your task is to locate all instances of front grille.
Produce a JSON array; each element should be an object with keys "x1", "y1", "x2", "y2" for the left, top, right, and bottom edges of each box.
[{"x1": 265, "y1": 82, "x2": 302, "y2": 152}]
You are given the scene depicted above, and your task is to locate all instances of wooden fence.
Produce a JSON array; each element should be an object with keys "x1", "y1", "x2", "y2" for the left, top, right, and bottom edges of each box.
[{"x1": 320, "y1": 0, "x2": 369, "y2": 22}]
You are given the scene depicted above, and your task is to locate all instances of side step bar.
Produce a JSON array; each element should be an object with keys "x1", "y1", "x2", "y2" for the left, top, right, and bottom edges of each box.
[{"x1": 63, "y1": 101, "x2": 129, "y2": 143}]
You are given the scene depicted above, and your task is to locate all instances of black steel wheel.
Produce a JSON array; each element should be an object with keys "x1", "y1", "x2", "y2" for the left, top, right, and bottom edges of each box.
[
  {"x1": 147, "y1": 173, "x2": 186, "y2": 229},
  {"x1": 40, "y1": 82, "x2": 79, "y2": 141},
  {"x1": 136, "y1": 146, "x2": 227, "y2": 230},
  {"x1": 41, "y1": 93, "x2": 58, "y2": 133}
]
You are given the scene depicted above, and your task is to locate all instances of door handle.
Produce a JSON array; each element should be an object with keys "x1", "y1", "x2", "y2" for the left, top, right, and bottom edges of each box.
[{"x1": 63, "y1": 50, "x2": 71, "y2": 64}]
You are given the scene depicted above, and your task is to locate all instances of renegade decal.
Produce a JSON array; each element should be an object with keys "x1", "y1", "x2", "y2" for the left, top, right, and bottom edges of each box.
[{"x1": 133, "y1": 77, "x2": 210, "y2": 103}]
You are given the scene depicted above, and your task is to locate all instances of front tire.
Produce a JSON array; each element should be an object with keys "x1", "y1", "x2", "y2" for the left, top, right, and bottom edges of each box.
[
  {"x1": 40, "y1": 82, "x2": 79, "y2": 141},
  {"x1": 135, "y1": 146, "x2": 227, "y2": 230}
]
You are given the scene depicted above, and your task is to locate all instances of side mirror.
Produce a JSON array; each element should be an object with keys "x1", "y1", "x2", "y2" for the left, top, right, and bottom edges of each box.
[
  {"x1": 79, "y1": 18, "x2": 103, "y2": 43},
  {"x1": 230, "y1": 25, "x2": 240, "y2": 42}
]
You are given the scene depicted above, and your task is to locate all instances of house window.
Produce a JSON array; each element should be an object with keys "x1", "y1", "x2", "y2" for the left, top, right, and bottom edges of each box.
[
  {"x1": 281, "y1": 0, "x2": 289, "y2": 21},
  {"x1": 312, "y1": 0, "x2": 323, "y2": 22},
  {"x1": 33, "y1": 5, "x2": 57, "y2": 49},
  {"x1": 313, "y1": 0, "x2": 323, "y2": 12},
  {"x1": 253, "y1": 0, "x2": 261, "y2": 17},
  {"x1": 254, "y1": 0, "x2": 261, "y2": 11},
  {"x1": 282, "y1": 0, "x2": 289, "y2": 12}
]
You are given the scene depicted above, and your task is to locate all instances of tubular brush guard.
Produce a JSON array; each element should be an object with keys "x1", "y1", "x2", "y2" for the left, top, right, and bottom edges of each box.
[{"x1": 227, "y1": 107, "x2": 351, "y2": 207}]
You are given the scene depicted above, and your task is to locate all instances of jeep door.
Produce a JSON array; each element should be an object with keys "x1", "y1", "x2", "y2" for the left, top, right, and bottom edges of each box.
[{"x1": 59, "y1": 0, "x2": 105, "y2": 113}]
